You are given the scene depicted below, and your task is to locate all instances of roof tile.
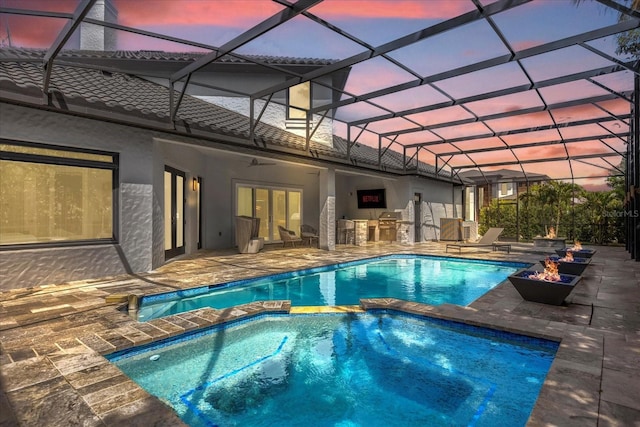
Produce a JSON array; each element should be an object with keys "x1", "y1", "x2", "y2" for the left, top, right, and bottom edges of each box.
[{"x1": 0, "y1": 53, "x2": 445, "y2": 180}]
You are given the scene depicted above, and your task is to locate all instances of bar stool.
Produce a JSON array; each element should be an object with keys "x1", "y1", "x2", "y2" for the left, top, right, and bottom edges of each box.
[{"x1": 337, "y1": 219, "x2": 355, "y2": 244}]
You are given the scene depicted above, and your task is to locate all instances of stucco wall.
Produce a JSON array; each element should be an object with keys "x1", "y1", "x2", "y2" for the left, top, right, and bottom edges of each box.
[
  {"x1": 196, "y1": 96, "x2": 334, "y2": 146},
  {"x1": 0, "y1": 103, "x2": 156, "y2": 289},
  {"x1": 0, "y1": 244, "x2": 129, "y2": 290},
  {"x1": 336, "y1": 174, "x2": 456, "y2": 243},
  {"x1": 411, "y1": 179, "x2": 459, "y2": 242},
  {"x1": 0, "y1": 103, "x2": 324, "y2": 289}
]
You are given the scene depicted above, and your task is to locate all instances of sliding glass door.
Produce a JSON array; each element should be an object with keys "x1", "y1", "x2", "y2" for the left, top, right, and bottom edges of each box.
[{"x1": 236, "y1": 184, "x2": 301, "y2": 241}]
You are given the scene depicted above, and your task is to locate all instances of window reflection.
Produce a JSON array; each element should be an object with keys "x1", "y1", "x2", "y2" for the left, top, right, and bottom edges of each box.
[
  {"x1": 288, "y1": 82, "x2": 310, "y2": 120},
  {"x1": 0, "y1": 143, "x2": 115, "y2": 246}
]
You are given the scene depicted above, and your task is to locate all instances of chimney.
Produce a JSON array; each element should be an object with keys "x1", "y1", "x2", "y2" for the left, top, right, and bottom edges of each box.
[{"x1": 75, "y1": 0, "x2": 118, "y2": 51}]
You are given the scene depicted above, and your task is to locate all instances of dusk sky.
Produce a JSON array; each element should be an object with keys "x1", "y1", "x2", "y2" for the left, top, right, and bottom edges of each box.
[{"x1": 1, "y1": 0, "x2": 635, "y2": 190}]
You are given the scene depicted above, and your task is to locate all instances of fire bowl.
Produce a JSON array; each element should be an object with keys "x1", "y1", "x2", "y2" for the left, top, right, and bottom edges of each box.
[
  {"x1": 539, "y1": 256, "x2": 591, "y2": 276},
  {"x1": 555, "y1": 248, "x2": 597, "y2": 259},
  {"x1": 508, "y1": 269, "x2": 581, "y2": 305}
]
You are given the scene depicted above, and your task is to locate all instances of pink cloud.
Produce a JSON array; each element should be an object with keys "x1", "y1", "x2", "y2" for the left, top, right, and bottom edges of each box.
[
  {"x1": 407, "y1": 106, "x2": 474, "y2": 127},
  {"x1": 342, "y1": 58, "x2": 415, "y2": 96},
  {"x1": 485, "y1": 111, "x2": 554, "y2": 133},
  {"x1": 114, "y1": 1, "x2": 282, "y2": 27},
  {"x1": 513, "y1": 145, "x2": 567, "y2": 160},
  {"x1": 511, "y1": 40, "x2": 545, "y2": 51},
  {"x1": 313, "y1": 1, "x2": 473, "y2": 20},
  {"x1": 1, "y1": 15, "x2": 67, "y2": 48}
]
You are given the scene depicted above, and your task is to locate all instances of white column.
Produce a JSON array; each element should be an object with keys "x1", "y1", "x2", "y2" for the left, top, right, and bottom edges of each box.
[{"x1": 319, "y1": 168, "x2": 335, "y2": 250}]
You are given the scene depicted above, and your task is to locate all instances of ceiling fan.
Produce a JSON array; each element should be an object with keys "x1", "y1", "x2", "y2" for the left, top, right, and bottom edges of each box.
[{"x1": 248, "y1": 158, "x2": 276, "y2": 167}]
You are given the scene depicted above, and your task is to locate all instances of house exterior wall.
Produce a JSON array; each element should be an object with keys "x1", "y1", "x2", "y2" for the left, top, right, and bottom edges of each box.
[
  {"x1": 0, "y1": 103, "x2": 157, "y2": 289},
  {"x1": 195, "y1": 96, "x2": 334, "y2": 146},
  {"x1": 412, "y1": 179, "x2": 458, "y2": 242},
  {"x1": 0, "y1": 103, "x2": 324, "y2": 290},
  {"x1": 0, "y1": 102, "x2": 455, "y2": 290},
  {"x1": 335, "y1": 174, "x2": 455, "y2": 243}
]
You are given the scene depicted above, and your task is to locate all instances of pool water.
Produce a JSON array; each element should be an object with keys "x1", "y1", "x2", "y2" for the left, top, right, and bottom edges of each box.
[
  {"x1": 109, "y1": 312, "x2": 558, "y2": 427},
  {"x1": 138, "y1": 255, "x2": 526, "y2": 320}
]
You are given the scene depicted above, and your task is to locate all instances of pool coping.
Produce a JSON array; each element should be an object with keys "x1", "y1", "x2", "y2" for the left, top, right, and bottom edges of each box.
[
  {"x1": 136, "y1": 253, "x2": 531, "y2": 303},
  {"x1": 133, "y1": 253, "x2": 531, "y2": 317},
  {"x1": 89, "y1": 295, "x2": 592, "y2": 426}
]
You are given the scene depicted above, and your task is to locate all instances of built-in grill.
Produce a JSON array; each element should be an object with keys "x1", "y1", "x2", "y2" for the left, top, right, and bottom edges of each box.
[{"x1": 378, "y1": 211, "x2": 402, "y2": 242}]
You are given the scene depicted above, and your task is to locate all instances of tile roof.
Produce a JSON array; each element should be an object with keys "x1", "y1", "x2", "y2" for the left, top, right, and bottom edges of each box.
[
  {"x1": 459, "y1": 168, "x2": 550, "y2": 184},
  {"x1": 0, "y1": 50, "x2": 445, "y2": 180},
  {"x1": 0, "y1": 47, "x2": 338, "y2": 66}
]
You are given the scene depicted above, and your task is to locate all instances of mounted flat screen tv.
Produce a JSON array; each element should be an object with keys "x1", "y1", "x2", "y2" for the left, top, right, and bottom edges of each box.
[{"x1": 357, "y1": 189, "x2": 387, "y2": 209}]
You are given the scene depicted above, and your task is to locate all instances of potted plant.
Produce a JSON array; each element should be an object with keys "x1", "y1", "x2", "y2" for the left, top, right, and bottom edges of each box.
[{"x1": 508, "y1": 259, "x2": 581, "y2": 305}]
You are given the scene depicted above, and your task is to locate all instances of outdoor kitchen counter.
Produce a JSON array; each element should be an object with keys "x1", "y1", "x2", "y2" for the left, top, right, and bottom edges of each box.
[{"x1": 353, "y1": 219, "x2": 369, "y2": 246}]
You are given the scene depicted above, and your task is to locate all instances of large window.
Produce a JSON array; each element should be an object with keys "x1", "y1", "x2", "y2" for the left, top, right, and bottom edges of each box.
[{"x1": 0, "y1": 140, "x2": 117, "y2": 247}]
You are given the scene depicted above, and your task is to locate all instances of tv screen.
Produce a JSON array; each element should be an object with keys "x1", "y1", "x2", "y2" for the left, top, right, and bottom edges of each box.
[{"x1": 357, "y1": 189, "x2": 387, "y2": 209}]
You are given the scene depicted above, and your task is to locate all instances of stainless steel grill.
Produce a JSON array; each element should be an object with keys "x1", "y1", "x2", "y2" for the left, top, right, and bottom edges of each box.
[{"x1": 378, "y1": 211, "x2": 401, "y2": 242}]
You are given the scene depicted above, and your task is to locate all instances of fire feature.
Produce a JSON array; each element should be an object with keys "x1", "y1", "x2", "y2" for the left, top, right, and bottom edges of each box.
[
  {"x1": 528, "y1": 258, "x2": 561, "y2": 282},
  {"x1": 569, "y1": 241, "x2": 582, "y2": 251},
  {"x1": 545, "y1": 227, "x2": 556, "y2": 239},
  {"x1": 533, "y1": 226, "x2": 566, "y2": 249},
  {"x1": 560, "y1": 251, "x2": 574, "y2": 262}
]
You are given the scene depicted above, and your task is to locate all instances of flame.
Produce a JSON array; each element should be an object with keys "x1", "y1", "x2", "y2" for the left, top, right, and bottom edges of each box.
[
  {"x1": 528, "y1": 258, "x2": 561, "y2": 281},
  {"x1": 561, "y1": 251, "x2": 574, "y2": 262},
  {"x1": 545, "y1": 227, "x2": 556, "y2": 239},
  {"x1": 570, "y1": 241, "x2": 582, "y2": 251}
]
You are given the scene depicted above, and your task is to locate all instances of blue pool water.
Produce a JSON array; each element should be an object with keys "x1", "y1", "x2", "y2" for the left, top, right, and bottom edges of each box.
[
  {"x1": 138, "y1": 255, "x2": 526, "y2": 320},
  {"x1": 109, "y1": 312, "x2": 558, "y2": 427}
]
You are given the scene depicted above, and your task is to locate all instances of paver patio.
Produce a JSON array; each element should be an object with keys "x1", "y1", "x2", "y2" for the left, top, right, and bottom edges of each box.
[{"x1": 1, "y1": 242, "x2": 639, "y2": 426}]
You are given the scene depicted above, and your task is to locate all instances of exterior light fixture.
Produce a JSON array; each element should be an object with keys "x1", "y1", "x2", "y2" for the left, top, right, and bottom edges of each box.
[{"x1": 193, "y1": 177, "x2": 198, "y2": 191}]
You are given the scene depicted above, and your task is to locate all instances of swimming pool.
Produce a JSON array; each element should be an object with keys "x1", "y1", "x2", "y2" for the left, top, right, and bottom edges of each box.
[
  {"x1": 138, "y1": 255, "x2": 527, "y2": 321},
  {"x1": 109, "y1": 311, "x2": 558, "y2": 427}
]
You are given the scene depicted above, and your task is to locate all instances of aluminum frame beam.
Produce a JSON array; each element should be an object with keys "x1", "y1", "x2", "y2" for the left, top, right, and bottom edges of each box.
[
  {"x1": 311, "y1": 20, "x2": 638, "y2": 117},
  {"x1": 346, "y1": 63, "x2": 632, "y2": 128},
  {"x1": 42, "y1": 0, "x2": 97, "y2": 94},
  {"x1": 170, "y1": 0, "x2": 322, "y2": 83},
  {"x1": 250, "y1": 0, "x2": 531, "y2": 100}
]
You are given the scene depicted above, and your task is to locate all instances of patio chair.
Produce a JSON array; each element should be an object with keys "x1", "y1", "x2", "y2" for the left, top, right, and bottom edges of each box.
[
  {"x1": 445, "y1": 227, "x2": 509, "y2": 253},
  {"x1": 278, "y1": 225, "x2": 302, "y2": 247},
  {"x1": 301, "y1": 224, "x2": 319, "y2": 247}
]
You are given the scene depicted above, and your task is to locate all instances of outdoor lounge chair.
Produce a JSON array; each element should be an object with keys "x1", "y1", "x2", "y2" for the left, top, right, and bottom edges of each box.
[
  {"x1": 445, "y1": 227, "x2": 510, "y2": 253},
  {"x1": 301, "y1": 224, "x2": 319, "y2": 247},
  {"x1": 278, "y1": 225, "x2": 302, "y2": 247}
]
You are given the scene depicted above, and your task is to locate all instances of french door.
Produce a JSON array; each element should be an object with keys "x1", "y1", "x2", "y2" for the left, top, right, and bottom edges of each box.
[
  {"x1": 237, "y1": 185, "x2": 301, "y2": 241},
  {"x1": 164, "y1": 166, "x2": 185, "y2": 259}
]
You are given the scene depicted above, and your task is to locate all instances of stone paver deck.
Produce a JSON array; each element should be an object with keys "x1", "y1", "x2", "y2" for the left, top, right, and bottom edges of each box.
[{"x1": 1, "y1": 242, "x2": 639, "y2": 426}]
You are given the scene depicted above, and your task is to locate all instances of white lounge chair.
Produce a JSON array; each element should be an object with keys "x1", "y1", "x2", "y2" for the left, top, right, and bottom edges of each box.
[{"x1": 445, "y1": 227, "x2": 509, "y2": 253}]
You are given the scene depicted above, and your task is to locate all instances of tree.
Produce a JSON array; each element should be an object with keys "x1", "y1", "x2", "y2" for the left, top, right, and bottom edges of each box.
[
  {"x1": 578, "y1": 190, "x2": 619, "y2": 243},
  {"x1": 573, "y1": 0, "x2": 640, "y2": 57},
  {"x1": 606, "y1": 161, "x2": 625, "y2": 200},
  {"x1": 479, "y1": 198, "x2": 517, "y2": 237},
  {"x1": 478, "y1": 180, "x2": 623, "y2": 244},
  {"x1": 527, "y1": 181, "x2": 583, "y2": 237}
]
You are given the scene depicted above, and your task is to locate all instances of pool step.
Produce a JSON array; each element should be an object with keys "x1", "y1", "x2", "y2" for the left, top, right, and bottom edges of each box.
[{"x1": 290, "y1": 305, "x2": 364, "y2": 314}]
